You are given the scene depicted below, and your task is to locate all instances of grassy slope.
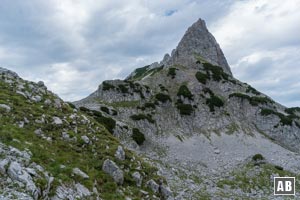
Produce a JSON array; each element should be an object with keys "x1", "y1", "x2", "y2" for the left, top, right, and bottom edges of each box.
[{"x1": 0, "y1": 76, "x2": 160, "y2": 199}]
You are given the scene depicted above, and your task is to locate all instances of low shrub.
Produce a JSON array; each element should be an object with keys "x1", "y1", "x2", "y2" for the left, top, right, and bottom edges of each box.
[
  {"x1": 102, "y1": 81, "x2": 115, "y2": 90},
  {"x1": 177, "y1": 85, "x2": 193, "y2": 100},
  {"x1": 203, "y1": 63, "x2": 229, "y2": 82},
  {"x1": 260, "y1": 108, "x2": 294, "y2": 126},
  {"x1": 155, "y1": 93, "x2": 171, "y2": 103},
  {"x1": 67, "y1": 102, "x2": 76, "y2": 109},
  {"x1": 118, "y1": 84, "x2": 129, "y2": 93},
  {"x1": 246, "y1": 85, "x2": 260, "y2": 95},
  {"x1": 229, "y1": 93, "x2": 273, "y2": 106},
  {"x1": 195, "y1": 72, "x2": 209, "y2": 84},
  {"x1": 130, "y1": 114, "x2": 155, "y2": 123},
  {"x1": 167, "y1": 68, "x2": 177, "y2": 79},
  {"x1": 206, "y1": 95, "x2": 224, "y2": 112},
  {"x1": 274, "y1": 165, "x2": 283, "y2": 171},
  {"x1": 252, "y1": 154, "x2": 264, "y2": 161},
  {"x1": 177, "y1": 104, "x2": 193, "y2": 115},
  {"x1": 100, "y1": 106, "x2": 110, "y2": 114},
  {"x1": 132, "y1": 128, "x2": 145, "y2": 145}
]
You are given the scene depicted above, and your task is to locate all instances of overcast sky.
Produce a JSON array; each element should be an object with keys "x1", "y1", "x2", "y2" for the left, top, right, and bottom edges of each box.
[{"x1": 0, "y1": 0, "x2": 299, "y2": 107}]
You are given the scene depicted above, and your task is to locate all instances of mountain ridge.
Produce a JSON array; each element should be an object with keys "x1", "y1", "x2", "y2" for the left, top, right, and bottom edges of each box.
[{"x1": 75, "y1": 18, "x2": 300, "y2": 199}]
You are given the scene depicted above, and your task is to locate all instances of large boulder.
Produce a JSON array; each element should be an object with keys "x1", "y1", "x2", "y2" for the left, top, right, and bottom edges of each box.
[
  {"x1": 102, "y1": 159, "x2": 124, "y2": 185},
  {"x1": 0, "y1": 104, "x2": 11, "y2": 112},
  {"x1": 115, "y1": 146, "x2": 125, "y2": 161}
]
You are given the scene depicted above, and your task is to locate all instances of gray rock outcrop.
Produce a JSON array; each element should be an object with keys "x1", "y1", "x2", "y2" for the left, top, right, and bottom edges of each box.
[{"x1": 102, "y1": 159, "x2": 124, "y2": 185}]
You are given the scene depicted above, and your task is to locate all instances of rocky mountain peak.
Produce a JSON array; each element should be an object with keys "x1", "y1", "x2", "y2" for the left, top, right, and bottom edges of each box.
[{"x1": 164, "y1": 18, "x2": 232, "y2": 75}]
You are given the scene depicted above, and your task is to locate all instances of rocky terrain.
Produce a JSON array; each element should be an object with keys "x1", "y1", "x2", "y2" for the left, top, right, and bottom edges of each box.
[
  {"x1": 75, "y1": 19, "x2": 300, "y2": 199},
  {"x1": 0, "y1": 67, "x2": 171, "y2": 200}
]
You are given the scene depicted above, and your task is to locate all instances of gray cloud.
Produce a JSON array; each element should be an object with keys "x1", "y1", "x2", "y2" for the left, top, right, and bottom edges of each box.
[{"x1": 0, "y1": 0, "x2": 299, "y2": 107}]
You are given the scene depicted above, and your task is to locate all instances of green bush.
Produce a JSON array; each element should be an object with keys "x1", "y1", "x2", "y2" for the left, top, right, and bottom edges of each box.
[
  {"x1": 195, "y1": 72, "x2": 209, "y2": 84},
  {"x1": 79, "y1": 107, "x2": 116, "y2": 134},
  {"x1": 177, "y1": 85, "x2": 193, "y2": 100},
  {"x1": 206, "y1": 95, "x2": 224, "y2": 112},
  {"x1": 167, "y1": 68, "x2": 177, "y2": 79},
  {"x1": 229, "y1": 93, "x2": 273, "y2": 106},
  {"x1": 159, "y1": 84, "x2": 168, "y2": 92},
  {"x1": 260, "y1": 108, "x2": 294, "y2": 126},
  {"x1": 274, "y1": 165, "x2": 284, "y2": 171},
  {"x1": 118, "y1": 84, "x2": 129, "y2": 93},
  {"x1": 144, "y1": 102, "x2": 155, "y2": 109},
  {"x1": 285, "y1": 107, "x2": 300, "y2": 116},
  {"x1": 155, "y1": 93, "x2": 171, "y2": 103},
  {"x1": 111, "y1": 109, "x2": 118, "y2": 116},
  {"x1": 132, "y1": 128, "x2": 145, "y2": 145},
  {"x1": 79, "y1": 106, "x2": 90, "y2": 112},
  {"x1": 95, "y1": 115, "x2": 116, "y2": 134},
  {"x1": 260, "y1": 108, "x2": 277, "y2": 116},
  {"x1": 67, "y1": 102, "x2": 76, "y2": 109},
  {"x1": 203, "y1": 87, "x2": 214, "y2": 96},
  {"x1": 130, "y1": 114, "x2": 155, "y2": 123},
  {"x1": 177, "y1": 104, "x2": 193, "y2": 115},
  {"x1": 252, "y1": 154, "x2": 264, "y2": 161},
  {"x1": 102, "y1": 81, "x2": 115, "y2": 90},
  {"x1": 203, "y1": 63, "x2": 229, "y2": 82},
  {"x1": 100, "y1": 106, "x2": 110, "y2": 114},
  {"x1": 246, "y1": 85, "x2": 260, "y2": 95}
]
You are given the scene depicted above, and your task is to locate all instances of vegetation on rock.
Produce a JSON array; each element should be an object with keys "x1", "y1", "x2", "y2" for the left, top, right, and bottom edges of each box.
[
  {"x1": 132, "y1": 128, "x2": 145, "y2": 145},
  {"x1": 177, "y1": 85, "x2": 193, "y2": 100}
]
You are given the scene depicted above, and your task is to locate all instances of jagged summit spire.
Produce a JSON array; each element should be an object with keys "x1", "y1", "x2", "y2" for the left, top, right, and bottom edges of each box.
[{"x1": 163, "y1": 18, "x2": 232, "y2": 75}]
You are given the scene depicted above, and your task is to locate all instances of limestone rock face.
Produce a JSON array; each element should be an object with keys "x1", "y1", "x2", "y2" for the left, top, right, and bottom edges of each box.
[{"x1": 167, "y1": 19, "x2": 232, "y2": 75}]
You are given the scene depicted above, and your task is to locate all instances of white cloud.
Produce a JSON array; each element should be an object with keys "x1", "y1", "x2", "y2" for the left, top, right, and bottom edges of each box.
[
  {"x1": 211, "y1": 0, "x2": 300, "y2": 107},
  {"x1": 0, "y1": 0, "x2": 299, "y2": 106}
]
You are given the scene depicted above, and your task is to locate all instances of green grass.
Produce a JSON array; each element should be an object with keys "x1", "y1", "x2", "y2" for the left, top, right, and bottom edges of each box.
[
  {"x1": 128, "y1": 65, "x2": 150, "y2": 80},
  {"x1": 0, "y1": 77, "x2": 160, "y2": 199},
  {"x1": 217, "y1": 161, "x2": 300, "y2": 194},
  {"x1": 127, "y1": 65, "x2": 164, "y2": 81}
]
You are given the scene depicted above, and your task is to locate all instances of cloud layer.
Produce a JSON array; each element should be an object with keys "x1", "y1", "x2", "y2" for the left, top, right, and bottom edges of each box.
[{"x1": 0, "y1": 0, "x2": 299, "y2": 107}]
